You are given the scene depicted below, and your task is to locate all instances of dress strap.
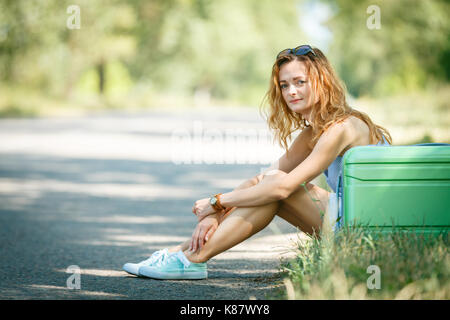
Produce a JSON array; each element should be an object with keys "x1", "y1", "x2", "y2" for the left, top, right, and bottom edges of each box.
[{"x1": 377, "y1": 134, "x2": 389, "y2": 146}]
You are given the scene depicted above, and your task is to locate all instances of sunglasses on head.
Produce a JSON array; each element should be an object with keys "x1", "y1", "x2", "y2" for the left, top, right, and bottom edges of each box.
[{"x1": 277, "y1": 45, "x2": 317, "y2": 59}]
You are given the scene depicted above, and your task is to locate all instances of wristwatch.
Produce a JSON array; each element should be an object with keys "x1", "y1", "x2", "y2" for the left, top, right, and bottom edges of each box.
[{"x1": 209, "y1": 193, "x2": 226, "y2": 211}]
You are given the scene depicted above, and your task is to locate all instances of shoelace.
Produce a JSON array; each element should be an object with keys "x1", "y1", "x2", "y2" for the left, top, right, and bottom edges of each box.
[
  {"x1": 176, "y1": 251, "x2": 191, "y2": 268},
  {"x1": 140, "y1": 249, "x2": 168, "y2": 266},
  {"x1": 153, "y1": 251, "x2": 191, "y2": 268}
]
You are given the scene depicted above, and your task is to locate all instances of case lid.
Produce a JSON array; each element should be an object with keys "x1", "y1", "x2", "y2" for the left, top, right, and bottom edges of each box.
[
  {"x1": 342, "y1": 145, "x2": 450, "y2": 181},
  {"x1": 343, "y1": 145, "x2": 450, "y2": 164}
]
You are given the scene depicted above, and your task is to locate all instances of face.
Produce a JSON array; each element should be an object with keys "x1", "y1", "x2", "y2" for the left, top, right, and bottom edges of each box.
[{"x1": 278, "y1": 60, "x2": 318, "y2": 116}]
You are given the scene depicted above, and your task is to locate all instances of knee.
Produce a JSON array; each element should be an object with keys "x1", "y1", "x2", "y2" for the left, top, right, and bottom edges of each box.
[
  {"x1": 253, "y1": 170, "x2": 287, "y2": 186},
  {"x1": 262, "y1": 169, "x2": 287, "y2": 178}
]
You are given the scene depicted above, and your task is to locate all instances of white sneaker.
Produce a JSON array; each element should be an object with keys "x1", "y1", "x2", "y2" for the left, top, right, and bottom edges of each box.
[
  {"x1": 123, "y1": 248, "x2": 170, "y2": 276},
  {"x1": 138, "y1": 250, "x2": 207, "y2": 280}
]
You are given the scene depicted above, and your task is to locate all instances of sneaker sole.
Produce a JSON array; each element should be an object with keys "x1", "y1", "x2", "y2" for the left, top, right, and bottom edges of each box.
[{"x1": 139, "y1": 267, "x2": 207, "y2": 280}]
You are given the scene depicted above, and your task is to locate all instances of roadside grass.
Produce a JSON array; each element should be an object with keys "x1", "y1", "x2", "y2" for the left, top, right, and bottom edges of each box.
[
  {"x1": 271, "y1": 221, "x2": 449, "y2": 300},
  {"x1": 269, "y1": 178, "x2": 450, "y2": 300}
]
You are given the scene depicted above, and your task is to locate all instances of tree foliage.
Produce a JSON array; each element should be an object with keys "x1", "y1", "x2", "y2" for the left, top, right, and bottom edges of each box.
[
  {"x1": 321, "y1": 0, "x2": 450, "y2": 97},
  {"x1": 0, "y1": 0, "x2": 448, "y2": 105}
]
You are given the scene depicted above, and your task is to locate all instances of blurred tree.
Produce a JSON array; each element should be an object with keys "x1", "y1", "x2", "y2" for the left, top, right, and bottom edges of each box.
[
  {"x1": 320, "y1": 0, "x2": 450, "y2": 97},
  {"x1": 0, "y1": 0, "x2": 137, "y2": 97},
  {"x1": 127, "y1": 0, "x2": 306, "y2": 104},
  {"x1": 60, "y1": 0, "x2": 137, "y2": 96},
  {"x1": 0, "y1": 0, "x2": 61, "y2": 85},
  {"x1": 0, "y1": 0, "x2": 306, "y2": 104}
]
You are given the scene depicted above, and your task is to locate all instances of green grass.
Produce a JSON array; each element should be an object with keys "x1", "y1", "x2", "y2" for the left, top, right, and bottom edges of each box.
[{"x1": 271, "y1": 224, "x2": 449, "y2": 300}]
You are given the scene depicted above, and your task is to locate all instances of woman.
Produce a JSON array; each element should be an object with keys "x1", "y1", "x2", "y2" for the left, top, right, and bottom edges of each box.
[{"x1": 123, "y1": 45, "x2": 392, "y2": 280}]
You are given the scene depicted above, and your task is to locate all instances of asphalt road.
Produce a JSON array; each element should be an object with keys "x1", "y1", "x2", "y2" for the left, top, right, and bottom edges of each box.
[{"x1": 0, "y1": 106, "x2": 302, "y2": 300}]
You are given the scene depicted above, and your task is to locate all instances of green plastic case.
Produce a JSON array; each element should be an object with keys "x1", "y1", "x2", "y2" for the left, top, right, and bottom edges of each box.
[{"x1": 341, "y1": 145, "x2": 450, "y2": 234}]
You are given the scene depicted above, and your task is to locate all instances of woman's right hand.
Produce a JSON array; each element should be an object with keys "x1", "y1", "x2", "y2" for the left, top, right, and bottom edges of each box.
[{"x1": 189, "y1": 213, "x2": 220, "y2": 252}]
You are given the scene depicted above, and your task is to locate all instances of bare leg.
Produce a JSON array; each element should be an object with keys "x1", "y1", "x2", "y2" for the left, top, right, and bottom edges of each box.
[
  {"x1": 167, "y1": 209, "x2": 236, "y2": 253},
  {"x1": 168, "y1": 241, "x2": 189, "y2": 253},
  {"x1": 166, "y1": 180, "x2": 262, "y2": 254},
  {"x1": 277, "y1": 183, "x2": 329, "y2": 236},
  {"x1": 184, "y1": 201, "x2": 280, "y2": 263},
  {"x1": 183, "y1": 182, "x2": 329, "y2": 264}
]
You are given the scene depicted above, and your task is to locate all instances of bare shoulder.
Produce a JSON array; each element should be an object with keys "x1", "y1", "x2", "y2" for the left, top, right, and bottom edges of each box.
[{"x1": 336, "y1": 115, "x2": 372, "y2": 155}]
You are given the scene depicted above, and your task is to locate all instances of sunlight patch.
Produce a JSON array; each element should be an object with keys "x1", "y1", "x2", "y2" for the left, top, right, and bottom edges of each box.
[{"x1": 28, "y1": 284, "x2": 125, "y2": 298}]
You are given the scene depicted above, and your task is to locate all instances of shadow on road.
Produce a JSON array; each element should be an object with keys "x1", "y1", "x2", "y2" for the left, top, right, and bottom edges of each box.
[{"x1": 0, "y1": 153, "x2": 296, "y2": 299}]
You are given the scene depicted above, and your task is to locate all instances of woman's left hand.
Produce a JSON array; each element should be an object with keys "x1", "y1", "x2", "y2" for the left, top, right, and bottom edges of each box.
[
  {"x1": 189, "y1": 213, "x2": 220, "y2": 252},
  {"x1": 192, "y1": 198, "x2": 217, "y2": 221}
]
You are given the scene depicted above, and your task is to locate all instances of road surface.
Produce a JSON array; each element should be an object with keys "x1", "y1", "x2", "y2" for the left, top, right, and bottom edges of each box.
[{"x1": 0, "y1": 106, "x2": 304, "y2": 300}]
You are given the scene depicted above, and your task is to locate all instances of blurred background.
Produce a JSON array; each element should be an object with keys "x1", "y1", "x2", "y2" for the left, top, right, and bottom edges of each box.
[
  {"x1": 0, "y1": 0, "x2": 448, "y2": 144},
  {"x1": 0, "y1": 0, "x2": 449, "y2": 300}
]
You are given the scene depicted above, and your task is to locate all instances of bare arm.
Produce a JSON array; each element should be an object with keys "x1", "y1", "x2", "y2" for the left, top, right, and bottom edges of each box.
[
  {"x1": 233, "y1": 176, "x2": 260, "y2": 190},
  {"x1": 190, "y1": 127, "x2": 316, "y2": 250},
  {"x1": 218, "y1": 127, "x2": 314, "y2": 208},
  {"x1": 221, "y1": 123, "x2": 350, "y2": 208},
  {"x1": 279, "y1": 121, "x2": 352, "y2": 198},
  {"x1": 212, "y1": 175, "x2": 261, "y2": 219},
  {"x1": 230, "y1": 127, "x2": 314, "y2": 191}
]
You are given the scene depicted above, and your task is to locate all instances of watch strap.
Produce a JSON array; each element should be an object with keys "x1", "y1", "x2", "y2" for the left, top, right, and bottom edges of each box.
[{"x1": 212, "y1": 193, "x2": 226, "y2": 211}]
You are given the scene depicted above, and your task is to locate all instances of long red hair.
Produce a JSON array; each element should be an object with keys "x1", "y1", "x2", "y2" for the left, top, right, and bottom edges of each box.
[{"x1": 260, "y1": 47, "x2": 392, "y2": 155}]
